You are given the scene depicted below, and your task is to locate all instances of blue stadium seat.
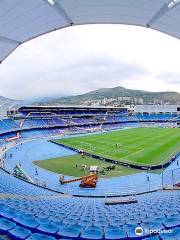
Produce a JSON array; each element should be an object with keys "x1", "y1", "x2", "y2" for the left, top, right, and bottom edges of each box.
[
  {"x1": 37, "y1": 223, "x2": 59, "y2": 236},
  {"x1": 163, "y1": 218, "x2": 180, "y2": 229},
  {"x1": 124, "y1": 224, "x2": 143, "y2": 239},
  {"x1": 144, "y1": 236, "x2": 160, "y2": 240},
  {"x1": 13, "y1": 216, "x2": 40, "y2": 230},
  {"x1": 0, "y1": 208, "x2": 17, "y2": 219},
  {"x1": 81, "y1": 226, "x2": 103, "y2": 239},
  {"x1": 27, "y1": 233, "x2": 56, "y2": 240},
  {"x1": 8, "y1": 225, "x2": 31, "y2": 239},
  {"x1": 104, "y1": 226, "x2": 127, "y2": 239},
  {"x1": 0, "y1": 217, "x2": 16, "y2": 233},
  {"x1": 159, "y1": 227, "x2": 180, "y2": 240},
  {"x1": 57, "y1": 226, "x2": 81, "y2": 238}
]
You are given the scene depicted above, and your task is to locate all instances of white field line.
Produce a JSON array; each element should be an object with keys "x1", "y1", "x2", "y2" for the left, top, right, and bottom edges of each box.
[
  {"x1": 63, "y1": 130, "x2": 180, "y2": 165},
  {"x1": 121, "y1": 148, "x2": 145, "y2": 160},
  {"x1": 68, "y1": 141, "x2": 140, "y2": 163}
]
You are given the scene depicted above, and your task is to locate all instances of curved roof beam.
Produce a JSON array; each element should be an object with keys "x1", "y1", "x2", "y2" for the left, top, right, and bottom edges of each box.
[
  {"x1": 44, "y1": 0, "x2": 73, "y2": 26},
  {"x1": 0, "y1": 36, "x2": 22, "y2": 45},
  {"x1": 147, "y1": 0, "x2": 180, "y2": 27},
  {"x1": 167, "y1": 0, "x2": 180, "y2": 8},
  {"x1": 0, "y1": 1, "x2": 180, "y2": 63}
]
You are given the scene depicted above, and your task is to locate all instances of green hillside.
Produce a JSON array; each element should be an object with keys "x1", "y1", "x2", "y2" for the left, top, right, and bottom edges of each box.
[{"x1": 34, "y1": 86, "x2": 180, "y2": 105}]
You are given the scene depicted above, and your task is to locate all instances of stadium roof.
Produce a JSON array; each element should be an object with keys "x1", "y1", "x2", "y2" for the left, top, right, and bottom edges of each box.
[{"x1": 0, "y1": 0, "x2": 180, "y2": 63}]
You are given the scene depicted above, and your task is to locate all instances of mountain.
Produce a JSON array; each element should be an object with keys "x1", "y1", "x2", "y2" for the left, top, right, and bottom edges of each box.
[
  {"x1": 33, "y1": 86, "x2": 180, "y2": 106},
  {"x1": 0, "y1": 96, "x2": 22, "y2": 116},
  {"x1": 31, "y1": 95, "x2": 70, "y2": 106}
]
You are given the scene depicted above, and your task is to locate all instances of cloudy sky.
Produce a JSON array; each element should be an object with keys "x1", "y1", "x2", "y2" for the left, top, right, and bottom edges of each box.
[{"x1": 0, "y1": 24, "x2": 180, "y2": 100}]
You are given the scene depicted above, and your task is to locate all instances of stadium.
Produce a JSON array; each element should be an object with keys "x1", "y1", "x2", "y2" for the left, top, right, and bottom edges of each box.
[{"x1": 0, "y1": 1, "x2": 180, "y2": 240}]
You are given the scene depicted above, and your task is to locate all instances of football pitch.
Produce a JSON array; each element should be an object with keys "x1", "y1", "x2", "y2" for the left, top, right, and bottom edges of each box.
[
  {"x1": 34, "y1": 154, "x2": 142, "y2": 177},
  {"x1": 55, "y1": 127, "x2": 180, "y2": 166},
  {"x1": 34, "y1": 127, "x2": 180, "y2": 177}
]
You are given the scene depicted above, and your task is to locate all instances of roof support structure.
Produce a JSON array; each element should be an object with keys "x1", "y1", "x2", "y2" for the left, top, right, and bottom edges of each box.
[
  {"x1": 0, "y1": 0, "x2": 180, "y2": 63},
  {"x1": 0, "y1": 36, "x2": 21, "y2": 45},
  {"x1": 167, "y1": 0, "x2": 180, "y2": 9},
  {"x1": 146, "y1": 4, "x2": 168, "y2": 27},
  {"x1": 147, "y1": 0, "x2": 180, "y2": 27},
  {"x1": 44, "y1": 0, "x2": 73, "y2": 26}
]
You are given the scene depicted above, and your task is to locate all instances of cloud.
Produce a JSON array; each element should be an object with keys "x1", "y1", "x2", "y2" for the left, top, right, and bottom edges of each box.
[
  {"x1": 53, "y1": 56, "x2": 149, "y2": 93},
  {"x1": 0, "y1": 24, "x2": 180, "y2": 100},
  {"x1": 157, "y1": 72, "x2": 180, "y2": 85}
]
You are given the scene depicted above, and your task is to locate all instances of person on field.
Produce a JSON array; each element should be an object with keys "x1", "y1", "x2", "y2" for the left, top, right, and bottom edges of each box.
[
  {"x1": 116, "y1": 143, "x2": 121, "y2": 149},
  {"x1": 146, "y1": 175, "x2": 150, "y2": 182}
]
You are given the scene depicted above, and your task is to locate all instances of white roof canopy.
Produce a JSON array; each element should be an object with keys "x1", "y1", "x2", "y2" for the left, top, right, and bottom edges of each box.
[{"x1": 0, "y1": 0, "x2": 180, "y2": 62}]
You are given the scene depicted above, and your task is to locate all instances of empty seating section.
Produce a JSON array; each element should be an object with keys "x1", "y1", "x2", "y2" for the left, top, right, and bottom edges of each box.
[
  {"x1": 0, "y1": 119, "x2": 18, "y2": 133},
  {"x1": 23, "y1": 119, "x2": 49, "y2": 128},
  {"x1": 0, "y1": 170, "x2": 55, "y2": 196},
  {"x1": 0, "y1": 112, "x2": 178, "y2": 133},
  {"x1": 18, "y1": 112, "x2": 180, "y2": 128},
  {"x1": 0, "y1": 110, "x2": 179, "y2": 239},
  {"x1": 19, "y1": 113, "x2": 180, "y2": 129},
  {"x1": 0, "y1": 188, "x2": 179, "y2": 239}
]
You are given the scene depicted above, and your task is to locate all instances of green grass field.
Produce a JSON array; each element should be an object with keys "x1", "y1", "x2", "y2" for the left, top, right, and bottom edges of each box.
[
  {"x1": 55, "y1": 127, "x2": 180, "y2": 165},
  {"x1": 34, "y1": 127, "x2": 180, "y2": 177},
  {"x1": 34, "y1": 154, "x2": 142, "y2": 177}
]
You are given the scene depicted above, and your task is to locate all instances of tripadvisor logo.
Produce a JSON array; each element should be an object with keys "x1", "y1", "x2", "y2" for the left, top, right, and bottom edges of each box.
[
  {"x1": 135, "y1": 226, "x2": 173, "y2": 236},
  {"x1": 135, "y1": 227, "x2": 143, "y2": 236}
]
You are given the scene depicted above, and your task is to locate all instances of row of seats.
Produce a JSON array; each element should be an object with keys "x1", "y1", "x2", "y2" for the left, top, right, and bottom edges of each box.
[
  {"x1": 0, "y1": 186, "x2": 179, "y2": 239},
  {"x1": 0, "y1": 169, "x2": 56, "y2": 196},
  {"x1": 0, "y1": 119, "x2": 18, "y2": 133},
  {"x1": 0, "y1": 215, "x2": 179, "y2": 240},
  {"x1": 21, "y1": 113, "x2": 179, "y2": 129},
  {"x1": 1, "y1": 112, "x2": 178, "y2": 132}
]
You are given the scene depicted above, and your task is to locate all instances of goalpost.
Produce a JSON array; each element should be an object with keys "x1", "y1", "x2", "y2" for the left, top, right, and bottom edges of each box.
[{"x1": 79, "y1": 142, "x2": 94, "y2": 152}]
